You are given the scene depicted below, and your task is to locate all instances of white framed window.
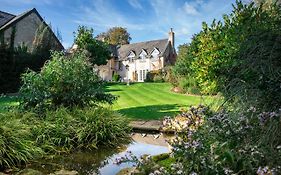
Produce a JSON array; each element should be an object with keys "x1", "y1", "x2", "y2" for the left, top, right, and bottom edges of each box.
[
  {"x1": 139, "y1": 70, "x2": 147, "y2": 81},
  {"x1": 139, "y1": 49, "x2": 147, "y2": 61},
  {"x1": 151, "y1": 48, "x2": 160, "y2": 60},
  {"x1": 127, "y1": 51, "x2": 136, "y2": 62}
]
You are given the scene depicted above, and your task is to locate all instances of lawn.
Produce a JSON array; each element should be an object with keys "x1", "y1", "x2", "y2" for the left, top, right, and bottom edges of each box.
[
  {"x1": 0, "y1": 83, "x2": 216, "y2": 120},
  {"x1": 105, "y1": 82, "x2": 215, "y2": 120}
]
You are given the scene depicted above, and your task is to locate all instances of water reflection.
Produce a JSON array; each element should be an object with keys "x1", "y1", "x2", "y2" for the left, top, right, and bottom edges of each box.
[{"x1": 28, "y1": 133, "x2": 172, "y2": 175}]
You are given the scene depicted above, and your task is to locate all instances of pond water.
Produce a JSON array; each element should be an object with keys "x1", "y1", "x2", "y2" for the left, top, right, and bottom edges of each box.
[{"x1": 27, "y1": 133, "x2": 172, "y2": 175}]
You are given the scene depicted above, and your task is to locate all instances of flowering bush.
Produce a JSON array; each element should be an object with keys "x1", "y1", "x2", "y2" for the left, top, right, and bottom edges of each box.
[{"x1": 164, "y1": 105, "x2": 281, "y2": 174}]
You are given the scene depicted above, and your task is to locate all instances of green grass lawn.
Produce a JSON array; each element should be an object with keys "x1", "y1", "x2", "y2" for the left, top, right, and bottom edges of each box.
[
  {"x1": 0, "y1": 83, "x2": 216, "y2": 120},
  {"x1": 105, "y1": 82, "x2": 215, "y2": 120}
]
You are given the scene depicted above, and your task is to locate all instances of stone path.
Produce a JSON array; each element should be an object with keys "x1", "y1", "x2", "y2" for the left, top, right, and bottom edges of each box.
[{"x1": 129, "y1": 120, "x2": 162, "y2": 132}]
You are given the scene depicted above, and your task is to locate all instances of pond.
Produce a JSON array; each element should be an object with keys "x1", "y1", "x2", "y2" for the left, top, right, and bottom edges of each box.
[{"x1": 26, "y1": 133, "x2": 172, "y2": 175}]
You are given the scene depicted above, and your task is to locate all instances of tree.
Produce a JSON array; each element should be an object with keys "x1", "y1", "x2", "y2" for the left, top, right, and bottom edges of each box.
[
  {"x1": 254, "y1": 0, "x2": 280, "y2": 6},
  {"x1": 172, "y1": 1, "x2": 281, "y2": 110},
  {"x1": 96, "y1": 27, "x2": 131, "y2": 45},
  {"x1": 74, "y1": 26, "x2": 111, "y2": 66}
]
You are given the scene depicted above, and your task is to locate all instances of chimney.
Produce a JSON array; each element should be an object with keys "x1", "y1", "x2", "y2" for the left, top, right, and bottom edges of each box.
[{"x1": 168, "y1": 28, "x2": 175, "y2": 48}]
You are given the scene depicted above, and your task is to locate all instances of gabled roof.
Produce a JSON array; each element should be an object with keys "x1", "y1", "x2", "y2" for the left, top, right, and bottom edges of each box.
[
  {"x1": 0, "y1": 11, "x2": 15, "y2": 28},
  {"x1": 117, "y1": 39, "x2": 169, "y2": 60},
  {"x1": 0, "y1": 8, "x2": 64, "y2": 50},
  {"x1": 0, "y1": 8, "x2": 39, "y2": 31}
]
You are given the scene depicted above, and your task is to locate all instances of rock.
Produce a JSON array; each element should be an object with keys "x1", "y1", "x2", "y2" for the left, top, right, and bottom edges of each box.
[
  {"x1": 15, "y1": 168, "x2": 43, "y2": 175},
  {"x1": 171, "y1": 87, "x2": 182, "y2": 93},
  {"x1": 49, "y1": 169, "x2": 78, "y2": 175}
]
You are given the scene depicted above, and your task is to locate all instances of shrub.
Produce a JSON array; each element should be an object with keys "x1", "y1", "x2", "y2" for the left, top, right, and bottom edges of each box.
[
  {"x1": 112, "y1": 72, "x2": 121, "y2": 82},
  {"x1": 178, "y1": 76, "x2": 201, "y2": 95},
  {"x1": 168, "y1": 106, "x2": 281, "y2": 174},
  {"x1": 20, "y1": 51, "x2": 116, "y2": 110},
  {"x1": 146, "y1": 70, "x2": 164, "y2": 82}
]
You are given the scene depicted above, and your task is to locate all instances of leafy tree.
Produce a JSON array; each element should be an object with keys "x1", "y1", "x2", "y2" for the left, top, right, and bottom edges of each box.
[
  {"x1": 254, "y1": 0, "x2": 280, "y2": 6},
  {"x1": 96, "y1": 27, "x2": 131, "y2": 45},
  {"x1": 74, "y1": 26, "x2": 111, "y2": 66},
  {"x1": 172, "y1": 1, "x2": 281, "y2": 110}
]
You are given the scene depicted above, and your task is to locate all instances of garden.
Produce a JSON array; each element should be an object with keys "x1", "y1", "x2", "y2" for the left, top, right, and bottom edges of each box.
[{"x1": 0, "y1": 1, "x2": 281, "y2": 175}]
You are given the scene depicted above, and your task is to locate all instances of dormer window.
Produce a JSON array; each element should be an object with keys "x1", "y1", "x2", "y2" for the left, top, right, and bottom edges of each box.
[
  {"x1": 127, "y1": 50, "x2": 136, "y2": 62},
  {"x1": 151, "y1": 48, "x2": 160, "y2": 60},
  {"x1": 139, "y1": 49, "x2": 148, "y2": 60}
]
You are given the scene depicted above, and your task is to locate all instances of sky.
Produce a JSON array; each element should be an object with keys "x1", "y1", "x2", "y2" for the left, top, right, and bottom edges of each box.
[{"x1": 1, "y1": 0, "x2": 240, "y2": 49}]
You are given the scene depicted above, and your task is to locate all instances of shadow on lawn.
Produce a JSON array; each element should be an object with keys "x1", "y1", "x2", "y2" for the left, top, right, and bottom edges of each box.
[{"x1": 117, "y1": 104, "x2": 186, "y2": 120}]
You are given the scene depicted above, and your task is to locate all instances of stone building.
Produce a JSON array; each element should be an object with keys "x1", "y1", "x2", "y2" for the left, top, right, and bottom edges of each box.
[
  {"x1": 98, "y1": 29, "x2": 176, "y2": 82},
  {"x1": 0, "y1": 8, "x2": 63, "y2": 50}
]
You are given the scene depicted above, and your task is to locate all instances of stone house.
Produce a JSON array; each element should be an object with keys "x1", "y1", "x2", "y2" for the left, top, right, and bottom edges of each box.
[
  {"x1": 0, "y1": 8, "x2": 63, "y2": 50},
  {"x1": 98, "y1": 29, "x2": 176, "y2": 82}
]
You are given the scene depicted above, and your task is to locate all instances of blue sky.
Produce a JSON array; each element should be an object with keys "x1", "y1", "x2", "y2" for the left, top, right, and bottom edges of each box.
[{"x1": 1, "y1": 0, "x2": 240, "y2": 49}]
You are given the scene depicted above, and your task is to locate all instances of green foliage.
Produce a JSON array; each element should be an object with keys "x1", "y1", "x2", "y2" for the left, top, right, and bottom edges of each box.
[
  {"x1": 20, "y1": 51, "x2": 116, "y2": 110},
  {"x1": 145, "y1": 70, "x2": 165, "y2": 82},
  {"x1": 172, "y1": 1, "x2": 281, "y2": 110},
  {"x1": 178, "y1": 76, "x2": 201, "y2": 95},
  {"x1": 112, "y1": 72, "x2": 121, "y2": 82},
  {"x1": 74, "y1": 26, "x2": 111, "y2": 66},
  {"x1": 96, "y1": 27, "x2": 131, "y2": 45}
]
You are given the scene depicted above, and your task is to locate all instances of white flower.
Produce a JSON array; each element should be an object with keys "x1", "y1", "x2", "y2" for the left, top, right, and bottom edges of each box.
[
  {"x1": 190, "y1": 172, "x2": 197, "y2": 175},
  {"x1": 177, "y1": 170, "x2": 183, "y2": 174}
]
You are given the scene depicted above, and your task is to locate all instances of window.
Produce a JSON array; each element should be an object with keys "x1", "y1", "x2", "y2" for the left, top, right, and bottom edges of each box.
[
  {"x1": 118, "y1": 61, "x2": 123, "y2": 70},
  {"x1": 127, "y1": 51, "x2": 136, "y2": 62},
  {"x1": 151, "y1": 48, "x2": 160, "y2": 60},
  {"x1": 139, "y1": 70, "x2": 147, "y2": 81},
  {"x1": 139, "y1": 49, "x2": 147, "y2": 61},
  {"x1": 140, "y1": 70, "x2": 143, "y2": 81}
]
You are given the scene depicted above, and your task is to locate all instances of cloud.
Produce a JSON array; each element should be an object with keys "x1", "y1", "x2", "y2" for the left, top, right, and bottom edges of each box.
[
  {"x1": 73, "y1": 0, "x2": 154, "y2": 32},
  {"x1": 127, "y1": 0, "x2": 143, "y2": 10},
  {"x1": 72, "y1": 0, "x2": 235, "y2": 47},
  {"x1": 183, "y1": 2, "x2": 199, "y2": 15}
]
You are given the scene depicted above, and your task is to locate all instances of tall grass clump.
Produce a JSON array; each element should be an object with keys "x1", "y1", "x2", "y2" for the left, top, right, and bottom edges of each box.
[
  {"x1": 0, "y1": 112, "x2": 43, "y2": 169},
  {"x1": 0, "y1": 107, "x2": 131, "y2": 170},
  {"x1": 32, "y1": 107, "x2": 131, "y2": 152}
]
